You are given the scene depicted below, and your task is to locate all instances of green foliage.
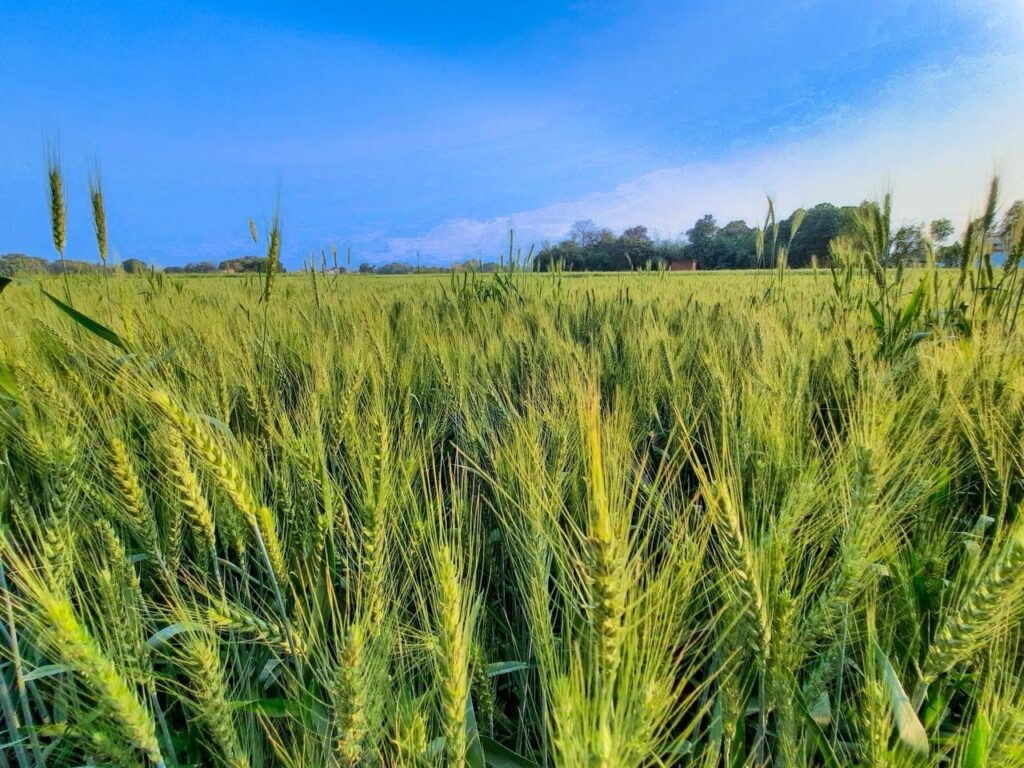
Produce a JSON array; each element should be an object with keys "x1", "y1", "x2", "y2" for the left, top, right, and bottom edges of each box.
[
  {"x1": 782, "y1": 202, "x2": 859, "y2": 267},
  {"x1": 534, "y1": 201, "x2": 859, "y2": 272},
  {"x1": 122, "y1": 258, "x2": 149, "y2": 274},
  {"x1": 534, "y1": 227, "x2": 684, "y2": 271},
  {"x1": 892, "y1": 224, "x2": 928, "y2": 266},
  {"x1": 40, "y1": 288, "x2": 129, "y2": 350},
  {"x1": 684, "y1": 213, "x2": 721, "y2": 266},
  {"x1": 166, "y1": 261, "x2": 219, "y2": 274},
  {"x1": 930, "y1": 217, "x2": 955, "y2": 244},
  {"x1": 218, "y1": 256, "x2": 285, "y2": 273},
  {"x1": 46, "y1": 258, "x2": 100, "y2": 275},
  {"x1": 0, "y1": 254, "x2": 49, "y2": 277}
]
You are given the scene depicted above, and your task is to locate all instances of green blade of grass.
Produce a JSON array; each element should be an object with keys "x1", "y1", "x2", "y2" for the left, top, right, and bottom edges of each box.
[{"x1": 41, "y1": 288, "x2": 128, "y2": 351}]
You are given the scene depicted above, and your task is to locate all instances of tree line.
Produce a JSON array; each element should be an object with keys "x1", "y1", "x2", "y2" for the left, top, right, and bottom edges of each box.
[
  {"x1": 533, "y1": 200, "x2": 1023, "y2": 271},
  {"x1": 4, "y1": 200, "x2": 1020, "y2": 277},
  {"x1": 0, "y1": 254, "x2": 286, "y2": 277}
]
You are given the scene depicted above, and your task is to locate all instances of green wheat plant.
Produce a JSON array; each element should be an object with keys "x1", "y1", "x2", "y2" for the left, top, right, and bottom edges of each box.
[{"x1": 2, "y1": 176, "x2": 1024, "y2": 766}]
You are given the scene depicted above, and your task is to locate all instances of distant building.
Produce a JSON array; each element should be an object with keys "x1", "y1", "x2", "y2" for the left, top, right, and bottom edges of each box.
[
  {"x1": 669, "y1": 258, "x2": 697, "y2": 271},
  {"x1": 990, "y1": 233, "x2": 1009, "y2": 267}
]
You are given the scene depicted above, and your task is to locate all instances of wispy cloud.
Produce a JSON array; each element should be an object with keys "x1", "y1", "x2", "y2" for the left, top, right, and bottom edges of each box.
[{"x1": 387, "y1": 49, "x2": 1024, "y2": 261}]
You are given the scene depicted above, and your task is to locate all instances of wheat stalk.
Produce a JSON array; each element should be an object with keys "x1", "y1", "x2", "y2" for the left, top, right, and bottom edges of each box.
[
  {"x1": 709, "y1": 481, "x2": 771, "y2": 662},
  {"x1": 4, "y1": 544, "x2": 164, "y2": 765},
  {"x1": 179, "y1": 634, "x2": 250, "y2": 768},
  {"x1": 108, "y1": 436, "x2": 159, "y2": 557},
  {"x1": 333, "y1": 622, "x2": 369, "y2": 766},
  {"x1": 585, "y1": 404, "x2": 627, "y2": 680},
  {"x1": 89, "y1": 170, "x2": 108, "y2": 265},
  {"x1": 435, "y1": 543, "x2": 472, "y2": 765},
  {"x1": 923, "y1": 529, "x2": 1024, "y2": 685},
  {"x1": 45, "y1": 147, "x2": 73, "y2": 305},
  {"x1": 160, "y1": 427, "x2": 217, "y2": 550}
]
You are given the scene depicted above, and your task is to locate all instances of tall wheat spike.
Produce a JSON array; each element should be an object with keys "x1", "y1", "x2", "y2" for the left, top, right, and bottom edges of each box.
[
  {"x1": 923, "y1": 527, "x2": 1024, "y2": 685},
  {"x1": 180, "y1": 635, "x2": 250, "y2": 768},
  {"x1": 333, "y1": 622, "x2": 369, "y2": 766},
  {"x1": 89, "y1": 169, "x2": 108, "y2": 265},
  {"x1": 435, "y1": 543, "x2": 472, "y2": 765},
  {"x1": 46, "y1": 147, "x2": 73, "y2": 305},
  {"x1": 3, "y1": 543, "x2": 164, "y2": 766},
  {"x1": 586, "y1": 402, "x2": 627, "y2": 680}
]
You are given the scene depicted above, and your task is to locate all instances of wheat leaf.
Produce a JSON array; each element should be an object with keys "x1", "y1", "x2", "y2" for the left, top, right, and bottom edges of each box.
[
  {"x1": 42, "y1": 288, "x2": 128, "y2": 351},
  {"x1": 873, "y1": 640, "x2": 928, "y2": 755}
]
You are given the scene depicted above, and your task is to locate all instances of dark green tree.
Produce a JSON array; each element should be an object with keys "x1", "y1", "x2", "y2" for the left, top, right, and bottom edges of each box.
[
  {"x1": 684, "y1": 215, "x2": 719, "y2": 268},
  {"x1": 929, "y1": 218, "x2": 954, "y2": 245},
  {"x1": 714, "y1": 220, "x2": 757, "y2": 268},
  {"x1": 0, "y1": 254, "x2": 49, "y2": 276},
  {"x1": 891, "y1": 224, "x2": 927, "y2": 265},
  {"x1": 621, "y1": 225, "x2": 650, "y2": 242},
  {"x1": 122, "y1": 258, "x2": 148, "y2": 274},
  {"x1": 779, "y1": 203, "x2": 856, "y2": 267}
]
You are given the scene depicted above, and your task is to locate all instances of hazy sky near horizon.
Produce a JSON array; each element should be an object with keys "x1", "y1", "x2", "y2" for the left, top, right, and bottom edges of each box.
[{"x1": 1, "y1": 0, "x2": 1023, "y2": 267}]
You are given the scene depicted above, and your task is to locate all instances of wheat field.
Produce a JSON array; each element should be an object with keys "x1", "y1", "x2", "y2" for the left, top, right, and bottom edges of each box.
[{"x1": 2, "y1": 196, "x2": 1024, "y2": 766}]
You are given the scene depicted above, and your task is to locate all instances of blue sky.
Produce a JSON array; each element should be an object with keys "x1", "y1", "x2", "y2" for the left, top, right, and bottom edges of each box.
[{"x1": 1, "y1": 0, "x2": 1022, "y2": 267}]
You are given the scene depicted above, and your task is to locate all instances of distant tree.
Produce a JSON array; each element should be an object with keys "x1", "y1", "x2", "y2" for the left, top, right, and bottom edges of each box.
[
  {"x1": 684, "y1": 215, "x2": 719, "y2": 267},
  {"x1": 534, "y1": 202, "x2": 867, "y2": 271},
  {"x1": 532, "y1": 241, "x2": 582, "y2": 271},
  {"x1": 597, "y1": 226, "x2": 648, "y2": 269},
  {"x1": 462, "y1": 259, "x2": 485, "y2": 271},
  {"x1": 122, "y1": 258, "x2": 148, "y2": 274},
  {"x1": 781, "y1": 203, "x2": 856, "y2": 267},
  {"x1": 568, "y1": 220, "x2": 602, "y2": 246},
  {"x1": 0, "y1": 254, "x2": 49, "y2": 276},
  {"x1": 656, "y1": 240, "x2": 688, "y2": 266},
  {"x1": 714, "y1": 220, "x2": 757, "y2": 269},
  {"x1": 929, "y1": 218, "x2": 954, "y2": 245},
  {"x1": 1002, "y1": 201, "x2": 1023, "y2": 239},
  {"x1": 358, "y1": 262, "x2": 375, "y2": 274},
  {"x1": 937, "y1": 242, "x2": 963, "y2": 267},
  {"x1": 891, "y1": 224, "x2": 928, "y2": 265},
  {"x1": 621, "y1": 225, "x2": 651, "y2": 242},
  {"x1": 182, "y1": 261, "x2": 219, "y2": 273},
  {"x1": 47, "y1": 259, "x2": 98, "y2": 274},
  {"x1": 218, "y1": 256, "x2": 279, "y2": 273}
]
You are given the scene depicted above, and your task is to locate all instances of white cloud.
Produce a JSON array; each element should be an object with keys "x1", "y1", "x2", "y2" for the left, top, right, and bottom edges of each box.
[
  {"x1": 949, "y1": 0, "x2": 1024, "y2": 37},
  {"x1": 386, "y1": 49, "x2": 1024, "y2": 261}
]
